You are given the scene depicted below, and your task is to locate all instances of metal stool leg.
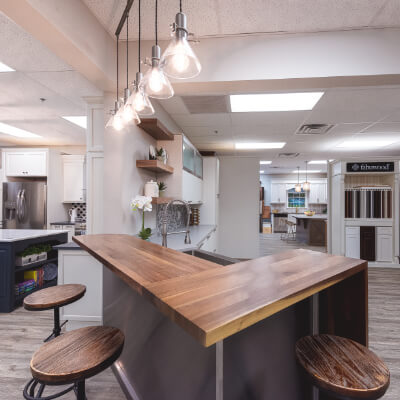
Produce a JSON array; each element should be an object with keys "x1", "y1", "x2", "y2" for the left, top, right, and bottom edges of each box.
[
  {"x1": 23, "y1": 378, "x2": 75, "y2": 399},
  {"x1": 74, "y1": 381, "x2": 86, "y2": 400},
  {"x1": 44, "y1": 307, "x2": 68, "y2": 342}
]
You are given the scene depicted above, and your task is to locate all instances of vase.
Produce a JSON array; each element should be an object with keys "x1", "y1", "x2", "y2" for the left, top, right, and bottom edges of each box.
[{"x1": 159, "y1": 190, "x2": 165, "y2": 198}]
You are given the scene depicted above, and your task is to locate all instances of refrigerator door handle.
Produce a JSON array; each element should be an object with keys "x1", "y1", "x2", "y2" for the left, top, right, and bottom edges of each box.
[
  {"x1": 16, "y1": 190, "x2": 21, "y2": 221},
  {"x1": 20, "y1": 189, "x2": 26, "y2": 222}
]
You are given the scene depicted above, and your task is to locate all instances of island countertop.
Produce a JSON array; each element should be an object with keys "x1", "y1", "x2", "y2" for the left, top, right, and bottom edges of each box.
[
  {"x1": 0, "y1": 229, "x2": 69, "y2": 242},
  {"x1": 74, "y1": 234, "x2": 366, "y2": 347},
  {"x1": 292, "y1": 214, "x2": 328, "y2": 219}
]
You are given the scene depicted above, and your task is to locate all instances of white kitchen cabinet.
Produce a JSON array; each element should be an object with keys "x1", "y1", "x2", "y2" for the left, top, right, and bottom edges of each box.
[
  {"x1": 5, "y1": 150, "x2": 47, "y2": 177},
  {"x1": 345, "y1": 226, "x2": 360, "y2": 258},
  {"x1": 271, "y1": 183, "x2": 286, "y2": 203},
  {"x1": 58, "y1": 249, "x2": 102, "y2": 331},
  {"x1": 376, "y1": 227, "x2": 393, "y2": 262},
  {"x1": 51, "y1": 224, "x2": 75, "y2": 242},
  {"x1": 63, "y1": 155, "x2": 86, "y2": 203},
  {"x1": 309, "y1": 183, "x2": 327, "y2": 204},
  {"x1": 182, "y1": 169, "x2": 203, "y2": 204}
]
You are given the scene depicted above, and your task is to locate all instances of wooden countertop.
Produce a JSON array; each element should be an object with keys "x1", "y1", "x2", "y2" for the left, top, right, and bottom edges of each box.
[{"x1": 74, "y1": 234, "x2": 367, "y2": 347}]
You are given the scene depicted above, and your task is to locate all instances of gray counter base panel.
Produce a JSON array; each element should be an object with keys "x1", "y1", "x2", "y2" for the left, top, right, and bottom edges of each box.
[{"x1": 103, "y1": 266, "x2": 310, "y2": 400}]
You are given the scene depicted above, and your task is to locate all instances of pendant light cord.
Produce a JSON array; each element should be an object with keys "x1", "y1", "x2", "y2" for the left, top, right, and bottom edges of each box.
[
  {"x1": 180, "y1": 0, "x2": 182, "y2": 12},
  {"x1": 116, "y1": 35, "x2": 119, "y2": 100},
  {"x1": 155, "y1": 0, "x2": 158, "y2": 45},
  {"x1": 138, "y1": 0, "x2": 141, "y2": 72},
  {"x1": 126, "y1": 13, "x2": 129, "y2": 88}
]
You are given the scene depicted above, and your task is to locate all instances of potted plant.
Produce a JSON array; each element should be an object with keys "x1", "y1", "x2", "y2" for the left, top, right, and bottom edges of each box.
[
  {"x1": 131, "y1": 195, "x2": 153, "y2": 241},
  {"x1": 158, "y1": 181, "x2": 167, "y2": 197},
  {"x1": 156, "y1": 147, "x2": 168, "y2": 164}
]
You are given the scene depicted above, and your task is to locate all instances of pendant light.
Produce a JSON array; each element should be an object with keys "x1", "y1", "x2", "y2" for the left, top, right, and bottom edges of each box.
[
  {"x1": 121, "y1": 14, "x2": 140, "y2": 125},
  {"x1": 295, "y1": 166, "x2": 302, "y2": 192},
  {"x1": 126, "y1": 0, "x2": 154, "y2": 115},
  {"x1": 142, "y1": 0, "x2": 174, "y2": 99},
  {"x1": 303, "y1": 161, "x2": 311, "y2": 191},
  {"x1": 106, "y1": 36, "x2": 124, "y2": 131},
  {"x1": 161, "y1": 0, "x2": 201, "y2": 79}
]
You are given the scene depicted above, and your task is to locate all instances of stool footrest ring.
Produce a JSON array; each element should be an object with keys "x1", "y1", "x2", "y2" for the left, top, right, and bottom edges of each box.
[{"x1": 23, "y1": 379, "x2": 75, "y2": 400}]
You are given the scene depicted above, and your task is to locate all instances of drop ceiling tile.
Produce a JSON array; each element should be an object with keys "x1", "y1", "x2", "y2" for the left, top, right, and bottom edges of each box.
[
  {"x1": 171, "y1": 113, "x2": 231, "y2": 127},
  {"x1": 230, "y1": 111, "x2": 309, "y2": 127},
  {"x1": 361, "y1": 122, "x2": 400, "y2": 134},
  {"x1": 181, "y1": 126, "x2": 230, "y2": 137},
  {"x1": 158, "y1": 97, "x2": 190, "y2": 115},
  {"x1": 328, "y1": 123, "x2": 372, "y2": 135}
]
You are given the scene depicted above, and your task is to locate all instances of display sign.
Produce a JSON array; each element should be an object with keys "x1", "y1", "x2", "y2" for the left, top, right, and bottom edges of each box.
[{"x1": 346, "y1": 162, "x2": 394, "y2": 173}]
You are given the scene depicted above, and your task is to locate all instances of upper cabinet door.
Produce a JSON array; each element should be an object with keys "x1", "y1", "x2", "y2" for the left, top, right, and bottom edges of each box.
[
  {"x1": 183, "y1": 138, "x2": 195, "y2": 174},
  {"x1": 63, "y1": 156, "x2": 86, "y2": 203},
  {"x1": 5, "y1": 151, "x2": 47, "y2": 177}
]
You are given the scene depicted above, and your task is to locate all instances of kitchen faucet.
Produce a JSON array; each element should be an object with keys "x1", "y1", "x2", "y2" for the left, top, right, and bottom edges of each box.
[{"x1": 161, "y1": 199, "x2": 191, "y2": 248}]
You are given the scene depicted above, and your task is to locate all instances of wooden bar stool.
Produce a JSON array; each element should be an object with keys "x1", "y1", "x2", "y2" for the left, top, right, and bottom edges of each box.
[
  {"x1": 296, "y1": 334, "x2": 390, "y2": 400},
  {"x1": 23, "y1": 326, "x2": 124, "y2": 400},
  {"x1": 24, "y1": 284, "x2": 86, "y2": 342}
]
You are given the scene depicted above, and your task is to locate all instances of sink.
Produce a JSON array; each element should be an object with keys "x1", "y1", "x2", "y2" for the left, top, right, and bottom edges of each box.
[{"x1": 182, "y1": 249, "x2": 238, "y2": 266}]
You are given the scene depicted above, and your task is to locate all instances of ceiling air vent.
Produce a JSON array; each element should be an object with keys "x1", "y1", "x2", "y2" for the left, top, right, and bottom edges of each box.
[
  {"x1": 296, "y1": 123, "x2": 334, "y2": 135},
  {"x1": 181, "y1": 96, "x2": 229, "y2": 114},
  {"x1": 278, "y1": 152, "x2": 300, "y2": 158}
]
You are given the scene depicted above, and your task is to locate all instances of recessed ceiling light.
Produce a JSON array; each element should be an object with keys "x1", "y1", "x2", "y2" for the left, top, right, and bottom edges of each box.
[
  {"x1": 260, "y1": 170, "x2": 265, "y2": 174},
  {"x1": 0, "y1": 122, "x2": 41, "y2": 138},
  {"x1": 260, "y1": 160, "x2": 272, "y2": 165},
  {"x1": 230, "y1": 92, "x2": 324, "y2": 112},
  {"x1": 62, "y1": 116, "x2": 87, "y2": 129},
  {"x1": 309, "y1": 160, "x2": 327, "y2": 165},
  {"x1": 292, "y1": 170, "x2": 322, "y2": 173},
  {"x1": 336, "y1": 139, "x2": 398, "y2": 149},
  {"x1": 235, "y1": 142, "x2": 286, "y2": 149},
  {"x1": 0, "y1": 62, "x2": 15, "y2": 72}
]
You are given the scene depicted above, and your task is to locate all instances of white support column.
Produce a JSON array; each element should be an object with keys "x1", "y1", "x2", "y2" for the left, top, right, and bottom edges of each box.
[
  {"x1": 393, "y1": 165, "x2": 399, "y2": 264},
  {"x1": 85, "y1": 96, "x2": 105, "y2": 234}
]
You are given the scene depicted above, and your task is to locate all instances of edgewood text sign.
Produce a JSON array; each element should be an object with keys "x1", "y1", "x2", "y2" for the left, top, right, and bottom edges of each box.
[{"x1": 346, "y1": 162, "x2": 395, "y2": 173}]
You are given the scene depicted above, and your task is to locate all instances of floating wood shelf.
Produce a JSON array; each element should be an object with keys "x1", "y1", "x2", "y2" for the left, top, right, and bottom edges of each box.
[
  {"x1": 136, "y1": 160, "x2": 174, "y2": 174},
  {"x1": 151, "y1": 197, "x2": 173, "y2": 205},
  {"x1": 138, "y1": 118, "x2": 174, "y2": 141}
]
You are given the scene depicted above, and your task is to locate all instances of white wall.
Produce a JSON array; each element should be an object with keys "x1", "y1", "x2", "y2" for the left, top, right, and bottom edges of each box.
[
  {"x1": 103, "y1": 97, "x2": 181, "y2": 235},
  {"x1": 218, "y1": 157, "x2": 259, "y2": 259}
]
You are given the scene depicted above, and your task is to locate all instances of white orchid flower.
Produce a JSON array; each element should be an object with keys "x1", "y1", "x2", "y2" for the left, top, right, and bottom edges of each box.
[{"x1": 131, "y1": 195, "x2": 152, "y2": 212}]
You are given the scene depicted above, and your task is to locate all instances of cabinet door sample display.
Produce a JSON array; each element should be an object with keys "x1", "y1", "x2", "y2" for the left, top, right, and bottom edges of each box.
[
  {"x1": 360, "y1": 226, "x2": 376, "y2": 261},
  {"x1": 345, "y1": 187, "x2": 392, "y2": 218}
]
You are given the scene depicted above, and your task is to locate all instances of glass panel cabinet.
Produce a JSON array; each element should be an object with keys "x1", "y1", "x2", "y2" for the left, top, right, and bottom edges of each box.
[{"x1": 183, "y1": 137, "x2": 203, "y2": 179}]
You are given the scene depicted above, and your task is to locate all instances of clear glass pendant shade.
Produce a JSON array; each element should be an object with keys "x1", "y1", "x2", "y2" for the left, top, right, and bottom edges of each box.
[
  {"x1": 143, "y1": 64, "x2": 174, "y2": 99},
  {"x1": 161, "y1": 36, "x2": 201, "y2": 79},
  {"x1": 295, "y1": 183, "x2": 302, "y2": 193},
  {"x1": 127, "y1": 80, "x2": 155, "y2": 116},
  {"x1": 112, "y1": 114, "x2": 124, "y2": 131},
  {"x1": 106, "y1": 114, "x2": 114, "y2": 128},
  {"x1": 122, "y1": 103, "x2": 141, "y2": 125}
]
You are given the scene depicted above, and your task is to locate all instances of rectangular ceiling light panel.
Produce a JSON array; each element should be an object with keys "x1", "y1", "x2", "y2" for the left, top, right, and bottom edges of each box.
[
  {"x1": 230, "y1": 92, "x2": 324, "y2": 112},
  {"x1": 336, "y1": 139, "x2": 397, "y2": 149},
  {"x1": 235, "y1": 142, "x2": 286, "y2": 149},
  {"x1": 62, "y1": 116, "x2": 87, "y2": 129},
  {"x1": 0, "y1": 122, "x2": 41, "y2": 138},
  {"x1": 0, "y1": 61, "x2": 15, "y2": 72}
]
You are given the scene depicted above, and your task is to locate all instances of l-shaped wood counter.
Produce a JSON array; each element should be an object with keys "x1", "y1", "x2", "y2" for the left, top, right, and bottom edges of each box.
[{"x1": 74, "y1": 234, "x2": 368, "y2": 400}]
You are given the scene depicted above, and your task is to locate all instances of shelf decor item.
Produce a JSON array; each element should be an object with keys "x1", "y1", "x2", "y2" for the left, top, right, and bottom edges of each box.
[
  {"x1": 132, "y1": 195, "x2": 153, "y2": 240},
  {"x1": 158, "y1": 181, "x2": 167, "y2": 197},
  {"x1": 16, "y1": 244, "x2": 51, "y2": 267}
]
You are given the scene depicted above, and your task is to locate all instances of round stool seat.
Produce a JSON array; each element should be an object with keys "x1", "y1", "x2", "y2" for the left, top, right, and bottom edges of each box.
[
  {"x1": 296, "y1": 334, "x2": 390, "y2": 399},
  {"x1": 24, "y1": 284, "x2": 86, "y2": 311},
  {"x1": 31, "y1": 326, "x2": 124, "y2": 385}
]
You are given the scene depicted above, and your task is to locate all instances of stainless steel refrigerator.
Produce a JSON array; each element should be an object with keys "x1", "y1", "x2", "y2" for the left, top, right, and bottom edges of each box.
[{"x1": 2, "y1": 182, "x2": 47, "y2": 229}]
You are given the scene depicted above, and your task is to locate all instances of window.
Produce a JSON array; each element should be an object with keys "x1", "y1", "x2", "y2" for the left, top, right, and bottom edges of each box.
[{"x1": 287, "y1": 188, "x2": 306, "y2": 208}]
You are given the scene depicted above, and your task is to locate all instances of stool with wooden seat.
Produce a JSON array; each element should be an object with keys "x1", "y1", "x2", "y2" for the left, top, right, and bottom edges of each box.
[
  {"x1": 295, "y1": 334, "x2": 390, "y2": 400},
  {"x1": 23, "y1": 326, "x2": 124, "y2": 400},
  {"x1": 24, "y1": 284, "x2": 86, "y2": 342}
]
